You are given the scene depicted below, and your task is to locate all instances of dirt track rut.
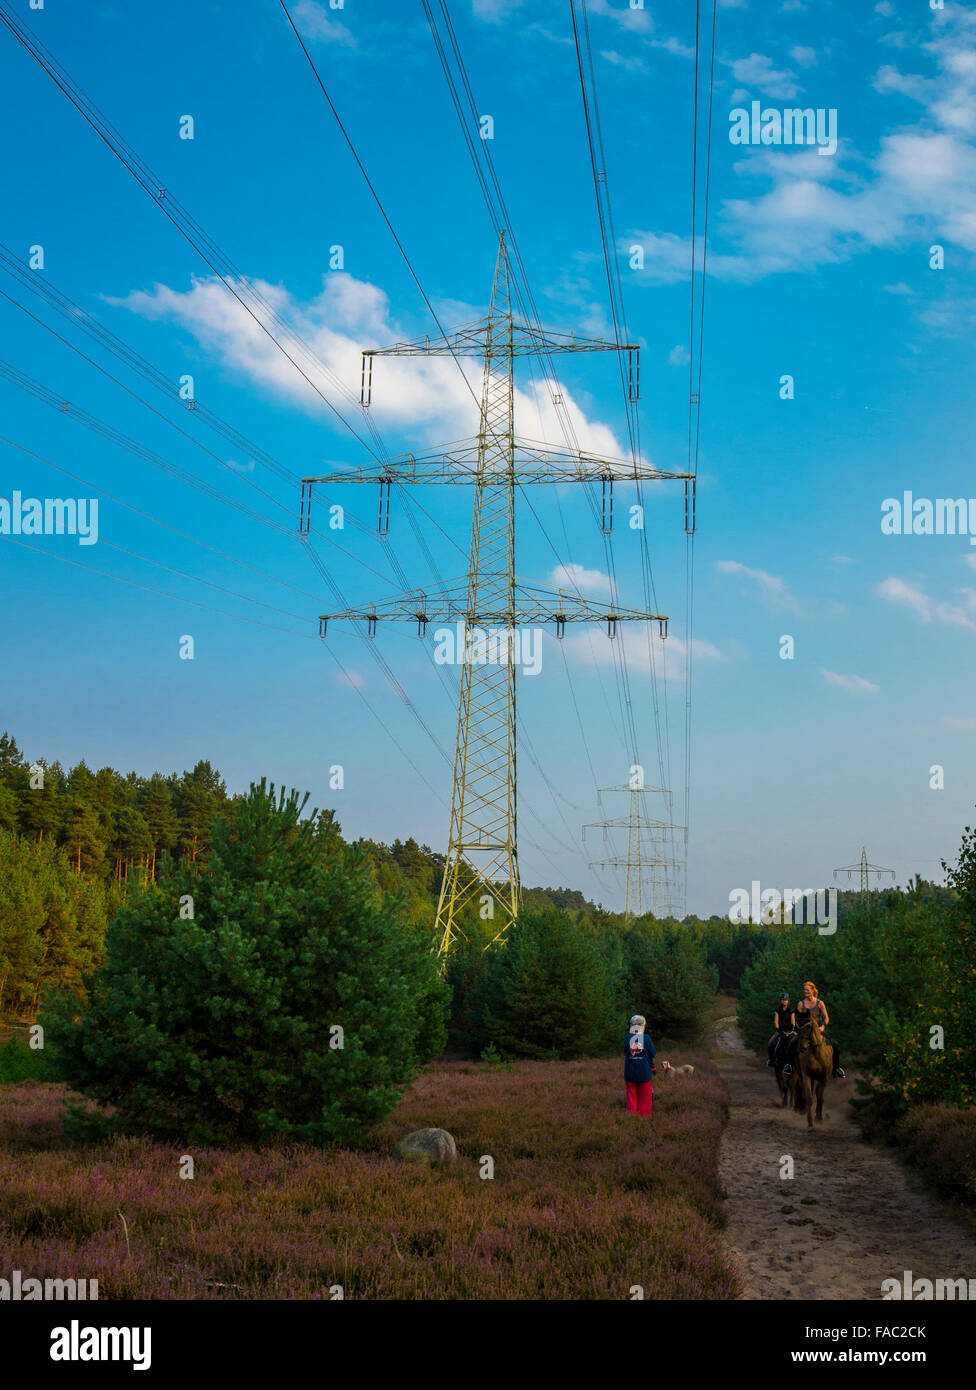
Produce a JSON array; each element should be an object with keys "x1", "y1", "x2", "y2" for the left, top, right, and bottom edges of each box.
[{"x1": 713, "y1": 1019, "x2": 976, "y2": 1300}]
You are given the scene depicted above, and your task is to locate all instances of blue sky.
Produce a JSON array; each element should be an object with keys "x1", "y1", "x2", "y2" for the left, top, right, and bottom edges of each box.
[{"x1": 2, "y1": 0, "x2": 976, "y2": 917}]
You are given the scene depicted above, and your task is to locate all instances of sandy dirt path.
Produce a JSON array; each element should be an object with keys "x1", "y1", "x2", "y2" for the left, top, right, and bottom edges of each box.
[{"x1": 713, "y1": 1017, "x2": 976, "y2": 1300}]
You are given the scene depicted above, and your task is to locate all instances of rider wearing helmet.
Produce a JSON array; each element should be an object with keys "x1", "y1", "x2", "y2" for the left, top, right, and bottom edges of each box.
[
  {"x1": 783, "y1": 980, "x2": 845, "y2": 1078},
  {"x1": 766, "y1": 992, "x2": 795, "y2": 1070}
]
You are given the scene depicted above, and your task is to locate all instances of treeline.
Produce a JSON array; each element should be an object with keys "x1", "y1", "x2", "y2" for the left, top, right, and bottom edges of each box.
[
  {"x1": 0, "y1": 730, "x2": 633, "y2": 1024},
  {"x1": 0, "y1": 732, "x2": 232, "y2": 884},
  {"x1": 446, "y1": 909, "x2": 765, "y2": 1058}
]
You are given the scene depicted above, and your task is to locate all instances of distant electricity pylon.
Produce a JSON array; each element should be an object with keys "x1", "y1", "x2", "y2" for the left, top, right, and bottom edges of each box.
[
  {"x1": 833, "y1": 846, "x2": 895, "y2": 893},
  {"x1": 584, "y1": 782, "x2": 683, "y2": 919},
  {"x1": 304, "y1": 234, "x2": 693, "y2": 956}
]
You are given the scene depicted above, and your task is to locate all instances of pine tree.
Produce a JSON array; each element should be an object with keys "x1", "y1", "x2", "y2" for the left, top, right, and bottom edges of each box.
[
  {"x1": 62, "y1": 799, "x2": 105, "y2": 876},
  {"x1": 140, "y1": 775, "x2": 180, "y2": 879},
  {"x1": 46, "y1": 780, "x2": 447, "y2": 1146},
  {"x1": 0, "y1": 829, "x2": 107, "y2": 1020},
  {"x1": 18, "y1": 759, "x2": 64, "y2": 845},
  {"x1": 482, "y1": 908, "x2": 617, "y2": 1058},
  {"x1": 0, "y1": 731, "x2": 23, "y2": 775}
]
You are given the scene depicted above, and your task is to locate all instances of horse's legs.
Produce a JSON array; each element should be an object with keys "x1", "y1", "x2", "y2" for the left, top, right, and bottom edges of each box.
[
  {"x1": 815, "y1": 1077, "x2": 825, "y2": 1122},
  {"x1": 804, "y1": 1071, "x2": 814, "y2": 1127}
]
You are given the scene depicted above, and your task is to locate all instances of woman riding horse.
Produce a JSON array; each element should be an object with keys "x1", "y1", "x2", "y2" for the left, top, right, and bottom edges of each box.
[
  {"x1": 766, "y1": 991, "x2": 795, "y2": 1071},
  {"x1": 782, "y1": 981, "x2": 845, "y2": 1078}
]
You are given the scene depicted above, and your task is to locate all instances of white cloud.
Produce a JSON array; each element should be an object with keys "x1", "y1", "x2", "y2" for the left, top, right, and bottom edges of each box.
[
  {"x1": 293, "y1": 0, "x2": 355, "y2": 48},
  {"x1": 883, "y1": 282, "x2": 914, "y2": 295},
  {"x1": 668, "y1": 344, "x2": 690, "y2": 365},
  {"x1": 334, "y1": 669, "x2": 366, "y2": 690},
  {"x1": 472, "y1": 0, "x2": 524, "y2": 20},
  {"x1": 627, "y1": 7, "x2": 976, "y2": 288},
  {"x1": 560, "y1": 625, "x2": 721, "y2": 683},
  {"x1": 584, "y1": 0, "x2": 653, "y2": 33},
  {"x1": 875, "y1": 1, "x2": 894, "y2": 16},
  {"x1": 790, "y1": 46, "x2": 816, "y2": 67},
  {"x1": 966, "y1": 554, "x2": 976, "y2": 572},
  {"x1": 876, "y1": 576, "x2": 976, "y2": 630},
  {"x1": 944, "y1": 715, "x2": 976, "y2": 731},
  {"x1": 820, "y1": 669, "x2": 880, "y2": 695},
  {"x1": 650, "y1": 35, "x2": 695, "y2": 60},
  {"x1": 728, "y1": 53, "x2": 799, "y2": 99},
  {"x1": 716, "y1": 560, "x2": 801, "y2": 612},
  {"x1": 549, "y1": 563, "x2": 615, "y2": 599},
  {"x1": 601, "y1": 49, "x2": 645, "y2": 73},
  {"x1": 109, "y1": 271, "x2": 627, "y2": 459}
]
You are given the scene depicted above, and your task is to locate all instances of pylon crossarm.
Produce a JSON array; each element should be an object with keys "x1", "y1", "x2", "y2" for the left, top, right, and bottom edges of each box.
[
  {"x1": 318, "y1": 602, "x2": 667, "y2": 629},
  {"x1": 361, "y1": 321, "x2": 635, "y2": 360},
  {"x1": 508, "y1": 325, "x2": 638, "y2": 356},
  {"x1": 364, "y1": 320, "x2": 490, "y2": 358},
  {"x1": 583, "y1": 818, "x2": 673, "y2": 832},
  {"x1": 302, "y1": 439, "x2": 692, "y2": 488}
]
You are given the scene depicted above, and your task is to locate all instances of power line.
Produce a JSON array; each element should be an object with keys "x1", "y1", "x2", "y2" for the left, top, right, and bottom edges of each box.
[{"x1": 0, "y1": 1, "x2": 388, "y2": 459}]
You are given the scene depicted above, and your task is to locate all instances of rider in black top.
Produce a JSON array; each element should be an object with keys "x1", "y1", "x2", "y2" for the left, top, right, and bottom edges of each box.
[{"x1": 766, "y1": 992, "x2": 794, "y2": 1069}]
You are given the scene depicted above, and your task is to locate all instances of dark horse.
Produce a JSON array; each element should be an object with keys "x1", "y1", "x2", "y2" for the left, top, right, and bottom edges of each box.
[
  {"x1": 791, "y1": 1017, "x2": 832, "y2": 1128},
  {"x1": 773, "y1": 1030, "x2": 795, "y2": 1107}
]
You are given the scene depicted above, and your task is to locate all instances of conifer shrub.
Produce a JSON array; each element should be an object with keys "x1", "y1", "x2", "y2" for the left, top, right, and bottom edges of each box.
[{"x1": 44, "y1": 781, "x2": 447, "y2": 1146}]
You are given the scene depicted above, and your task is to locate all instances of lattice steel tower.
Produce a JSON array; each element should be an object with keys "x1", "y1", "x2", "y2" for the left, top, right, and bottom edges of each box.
[
  {"x1": 584, "y1": 783, "x2": 683, "y2": 919},
  {"x1": 833, "y1": 847, "x2": 895, "y2": 893},
  {"x1": 304, "y1": 235, "x2": 692, "y2": 956}
]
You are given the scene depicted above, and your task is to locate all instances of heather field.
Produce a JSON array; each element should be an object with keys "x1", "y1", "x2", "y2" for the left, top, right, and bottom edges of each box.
[{"x1": 0, "y1": 1049, "x2": 737, "y2": 1301}]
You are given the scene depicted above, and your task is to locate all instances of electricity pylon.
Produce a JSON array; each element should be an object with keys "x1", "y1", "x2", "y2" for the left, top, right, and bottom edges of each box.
[
  {"x1": 833, "y1": 846, "x2": 895, "y2": 893},
  {"x1": 305, "y1": 234, "x2": 693, "y2": 956},
  {"x1": 584, "y1": 784, "x2": 683, "y2": 918}
]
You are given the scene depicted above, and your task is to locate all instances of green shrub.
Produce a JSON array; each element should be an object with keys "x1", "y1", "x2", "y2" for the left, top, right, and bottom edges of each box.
[
  {"x1": 0, "y1": 1034, "x2": 65, "y2": 1084},
  {"x1": 44, "y1": 781, "x2": 447, "y2": 1146},
  {"x1": 621, "y1": 919, "x2": 717, "y2": 1041},
  {"x1": 480, "y1": 908, "x2": 619, "y2": 1058}
]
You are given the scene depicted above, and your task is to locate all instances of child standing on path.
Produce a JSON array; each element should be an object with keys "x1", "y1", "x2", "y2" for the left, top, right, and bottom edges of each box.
[{"x1": 624, "y1": 1014, "x2": 656, "y2": 1115}]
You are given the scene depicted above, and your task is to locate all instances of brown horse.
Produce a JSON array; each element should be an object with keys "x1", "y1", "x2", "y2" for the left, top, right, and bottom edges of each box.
[{"x1": 792, "y1": 1017, "x2": 832, "y2": 1127}]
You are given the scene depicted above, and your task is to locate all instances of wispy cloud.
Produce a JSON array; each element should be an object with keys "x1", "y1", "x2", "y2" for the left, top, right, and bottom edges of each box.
[
  {"x1": 334, "y1": 669, "x2": 366, "y2": 690},
  {"x1": 561, "y1": 626, "x2": 722, "y2": 683},
  {"x1": 728, "y1": 52, "x2": 800, "y2": 100},
  {"x1": 293, "y1": 0, "x2": 356, "y2": 48},
  {"x1": 625, "y1": 7, "x2": 976, "y2": 288},
  {"x1": 821, "y1": 669, "x2": 880, "y2": 695},
  {"x1": 876, "y1": 576, "x2": 976, "y2": 630},
  {"x1": 716, "y1": 560, "x2": 802, "y2": 612}
]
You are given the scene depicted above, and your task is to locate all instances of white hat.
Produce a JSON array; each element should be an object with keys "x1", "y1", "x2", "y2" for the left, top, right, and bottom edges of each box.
[{"x1": 629, "y1": 1014, "x2": 645, "y2": 1031}]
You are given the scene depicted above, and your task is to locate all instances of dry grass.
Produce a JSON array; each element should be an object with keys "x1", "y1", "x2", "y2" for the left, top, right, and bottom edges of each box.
[{"x1": 0, "y1": 1048, "x2": 737, "y2": 1300}]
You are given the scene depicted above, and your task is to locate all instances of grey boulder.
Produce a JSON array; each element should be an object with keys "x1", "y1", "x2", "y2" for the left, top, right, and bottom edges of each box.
[{"x1": 393, "y1": 1128, "x2": 458, "y2": 1165}]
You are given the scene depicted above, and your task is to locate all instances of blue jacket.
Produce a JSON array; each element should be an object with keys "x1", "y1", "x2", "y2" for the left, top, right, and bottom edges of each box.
[{"x1": 624, "y1": 1030, "x2": 656, "y2": 1083}]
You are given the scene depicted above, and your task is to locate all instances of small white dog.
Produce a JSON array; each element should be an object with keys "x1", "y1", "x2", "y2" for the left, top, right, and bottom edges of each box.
[{"x1": 660, "y1": 1060, "x2": 695, "y2": 1076}]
